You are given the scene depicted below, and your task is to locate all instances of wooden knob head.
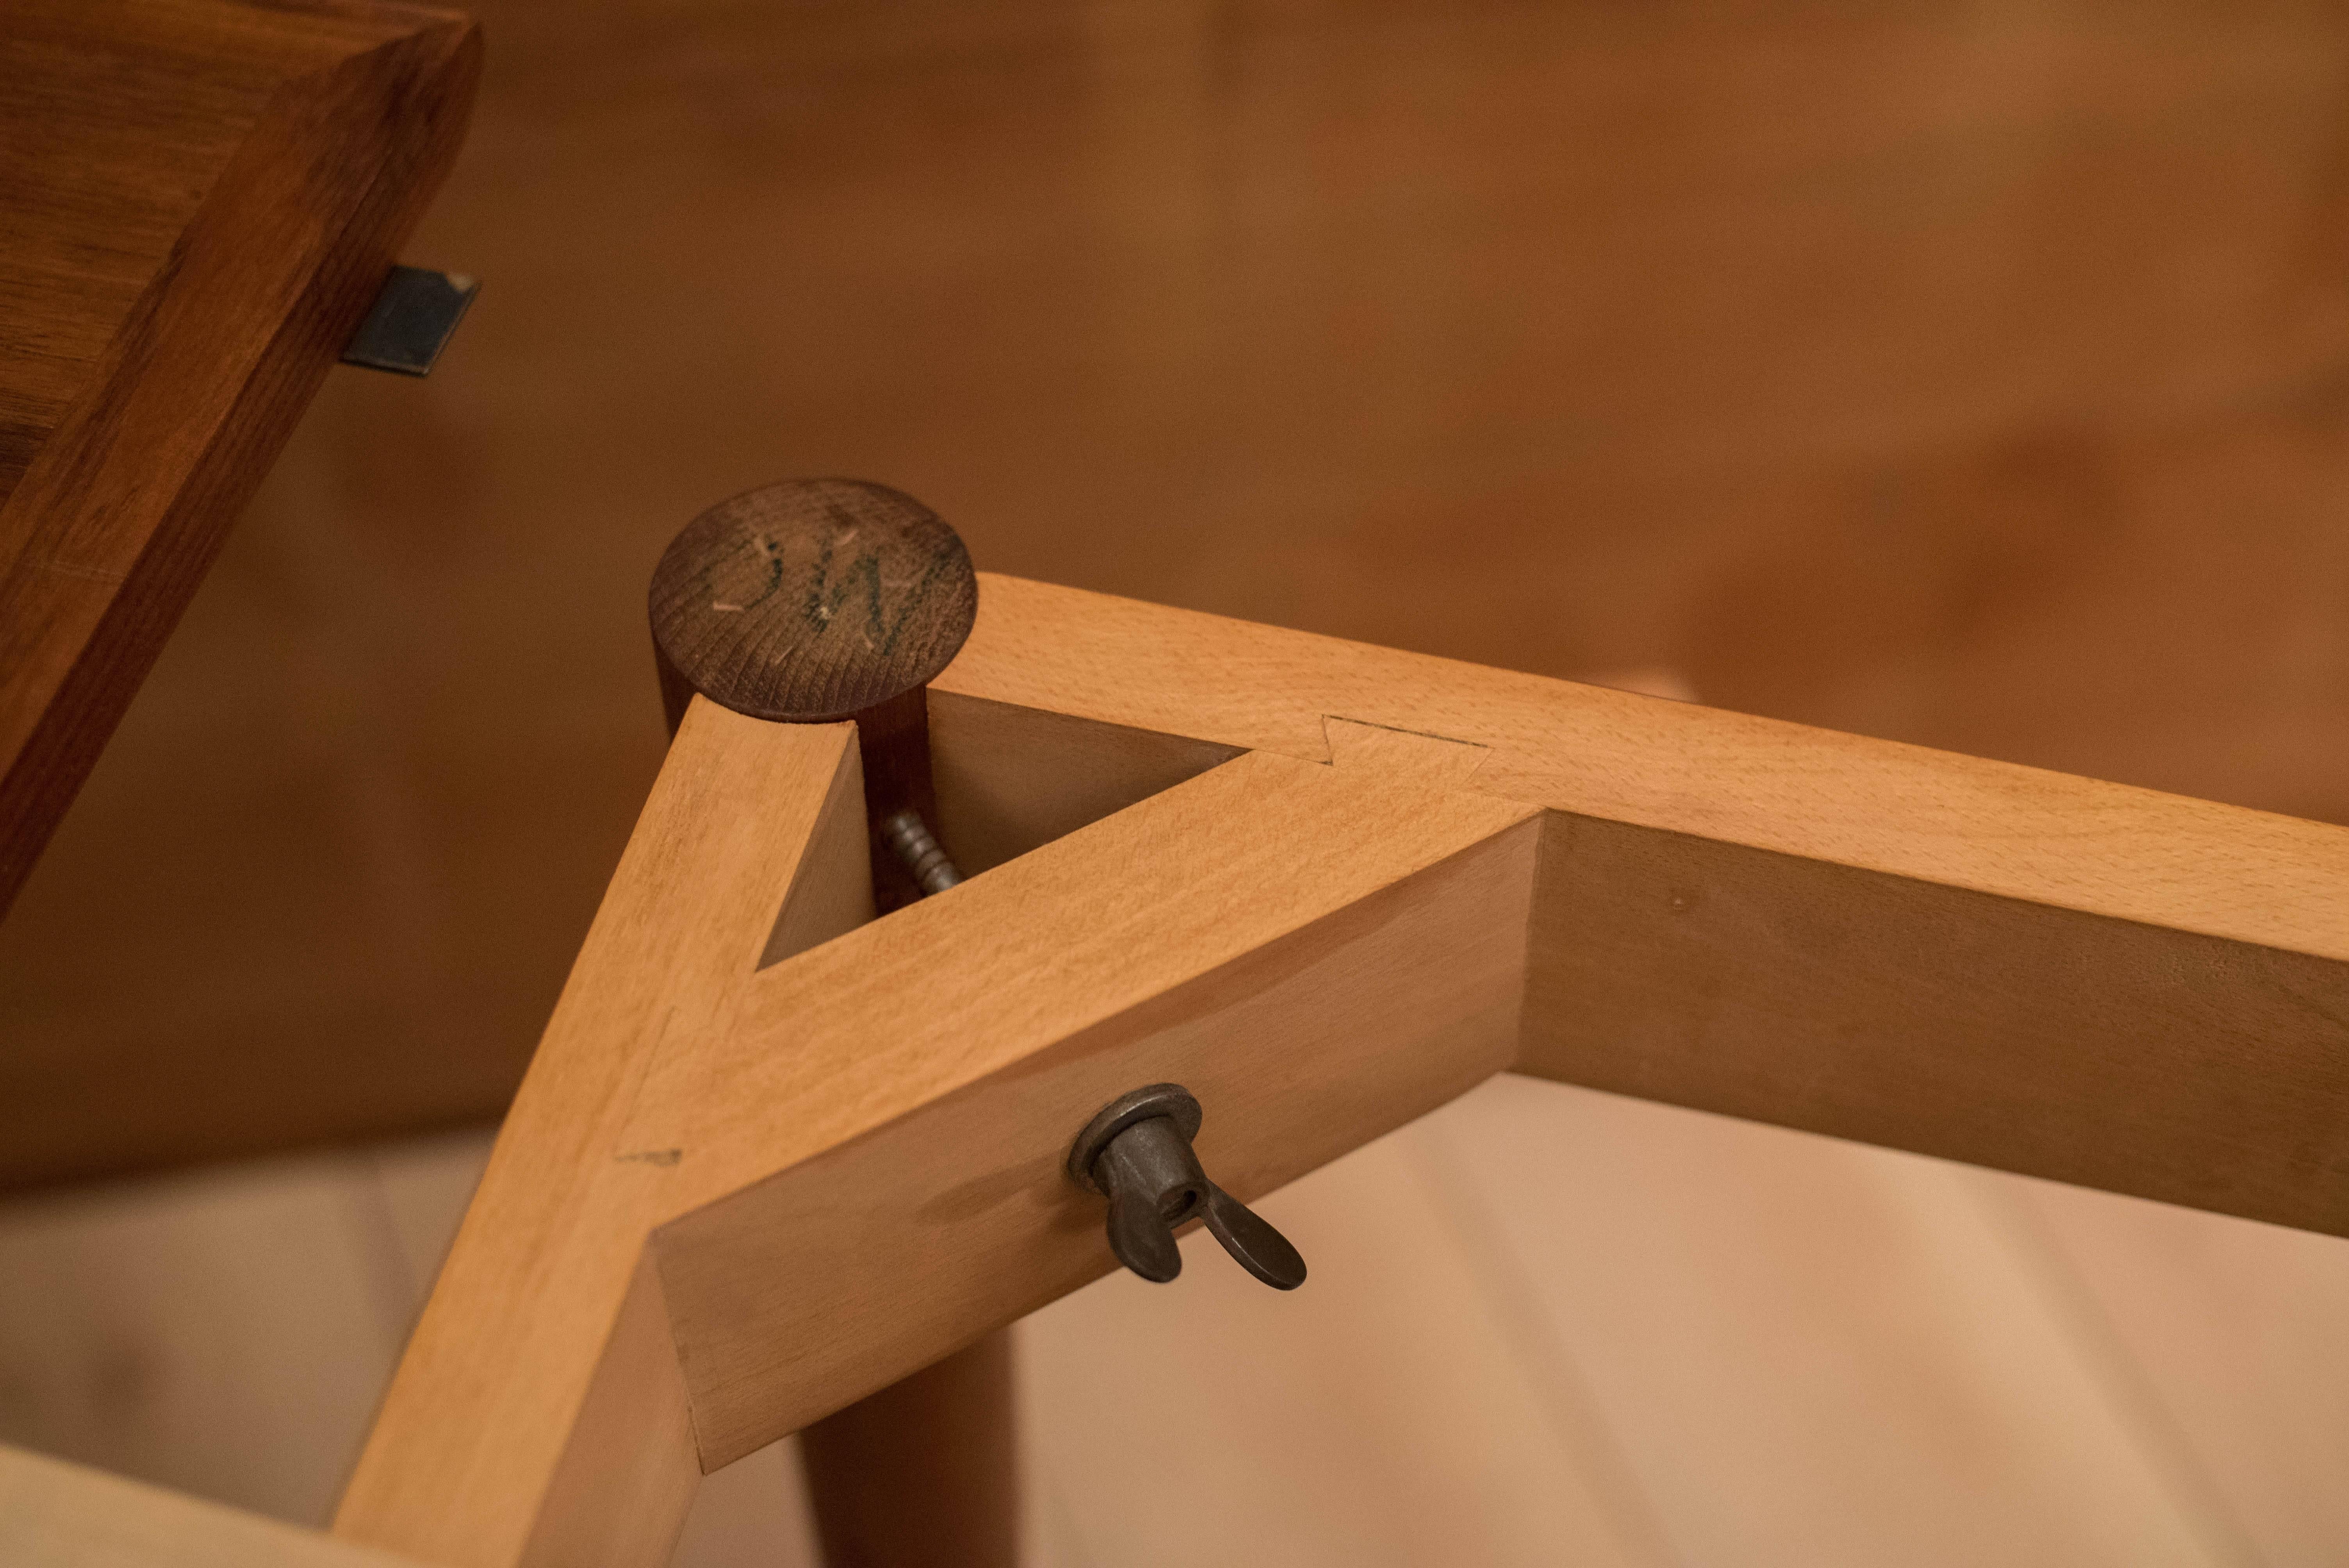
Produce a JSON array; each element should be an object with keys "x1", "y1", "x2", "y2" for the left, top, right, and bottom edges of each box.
[{"x1": 649, "y1": 479, "x2": 978, "y2": 728}]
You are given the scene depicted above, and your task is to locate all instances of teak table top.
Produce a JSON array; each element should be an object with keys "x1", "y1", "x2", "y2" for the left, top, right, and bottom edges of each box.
[{"x1": 0, "y1": 0, "x2": 479, "y2": 920}]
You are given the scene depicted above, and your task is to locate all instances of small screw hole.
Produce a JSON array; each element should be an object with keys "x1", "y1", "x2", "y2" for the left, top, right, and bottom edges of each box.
[{"x1": 1161, "y1": 1188, "x2": 1198, "y2": 1222}]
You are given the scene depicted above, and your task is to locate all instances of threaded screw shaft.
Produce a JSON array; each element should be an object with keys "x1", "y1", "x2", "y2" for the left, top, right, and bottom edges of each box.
[{"x1": 880, "y1": 808, "x2": 962, "y2": 896}]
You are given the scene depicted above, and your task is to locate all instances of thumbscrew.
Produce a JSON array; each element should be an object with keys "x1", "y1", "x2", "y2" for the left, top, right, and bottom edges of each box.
[{"x1": 1065, "y1": 1084, "x2": 1306, "y2": 1290}]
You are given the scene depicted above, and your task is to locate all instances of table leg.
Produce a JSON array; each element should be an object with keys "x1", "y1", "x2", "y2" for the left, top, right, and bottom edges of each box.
[{"x1": 797, "y1": 1330, "x2": 1019, "y2": 1568}]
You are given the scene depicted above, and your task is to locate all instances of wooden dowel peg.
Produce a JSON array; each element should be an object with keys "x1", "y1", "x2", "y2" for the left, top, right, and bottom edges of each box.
[{"x1": 649, "y1": 477, "x2": 979, "y2": 912}]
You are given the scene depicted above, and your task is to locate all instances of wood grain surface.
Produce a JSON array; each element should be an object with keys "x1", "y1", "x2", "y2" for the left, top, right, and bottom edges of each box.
[
  {"x1": 340, "y1": 572, "x2": 2347, "y2": 1560},
  {"x1": 0, "y1": 0, "x2": 479, "y2": 922},
  {"x1": 930, "y1": 574, "x2": 2349, "y2": 1235},
  {"x1": 649, "y1": 479, "x2": 978, "y2": 726},
  {"x1": 337, "y1": 710, "x2": 868, "y2": 1568},
  {"x1": 941, "y1": 578, "x2": 2349, "y2": 961},
  {"x1": 337, "y1": 696, "x2": 1538, "y2": 1568},
  {"x1": 661, "y1": 745, "x2": 1536, "y2": 1467}
]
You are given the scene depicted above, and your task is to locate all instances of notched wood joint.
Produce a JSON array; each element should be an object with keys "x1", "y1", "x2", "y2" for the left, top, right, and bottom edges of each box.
[{"x1": 1319, "y1": 715, "x2": 1491, "y2": 790}]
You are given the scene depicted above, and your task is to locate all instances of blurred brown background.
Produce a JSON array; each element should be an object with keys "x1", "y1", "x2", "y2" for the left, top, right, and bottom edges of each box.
[
  {"x1": 11, "y1": 0, "x2": 2349, "y2": 1187},
  {"x1": 5, "y1": 0, "x2": 2349, "y2": 1562}
]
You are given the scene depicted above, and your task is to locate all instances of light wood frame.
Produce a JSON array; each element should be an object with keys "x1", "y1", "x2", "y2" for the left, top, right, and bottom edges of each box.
[{"x1": 310, "y1": 572, "x2": 2349, "y2": 1568}]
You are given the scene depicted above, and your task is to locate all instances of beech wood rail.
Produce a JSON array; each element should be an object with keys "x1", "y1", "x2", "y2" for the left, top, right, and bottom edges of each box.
[{"x1": 334, "y1": 573, "x2": 2349, "y2": 1568}]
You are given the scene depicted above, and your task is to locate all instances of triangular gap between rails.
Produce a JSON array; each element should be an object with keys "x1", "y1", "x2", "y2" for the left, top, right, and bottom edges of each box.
[
  {"x1": 927, "y1": 690, "x2": 1247, "y2": 880},
  {"x1": 762, "y1": 690, "x2": 1252, "y2": 972},
  {"x1": 771, "y1": 690, "x2": 1505, "y2": 973}
]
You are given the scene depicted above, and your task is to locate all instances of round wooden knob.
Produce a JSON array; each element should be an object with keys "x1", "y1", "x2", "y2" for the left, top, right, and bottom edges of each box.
[{"x1": 650, "y1": 479, "x2": 978, "y2": 724}]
